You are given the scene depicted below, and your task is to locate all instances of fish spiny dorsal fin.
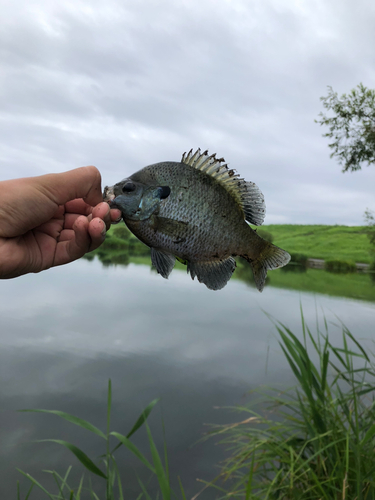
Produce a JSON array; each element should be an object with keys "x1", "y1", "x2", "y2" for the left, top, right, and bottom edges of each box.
[{"x1": 181, "y1": 148, "x2": 266, "y2": 226}]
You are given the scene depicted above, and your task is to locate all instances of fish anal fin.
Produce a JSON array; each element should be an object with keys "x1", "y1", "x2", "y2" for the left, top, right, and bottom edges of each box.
[
  {"x1": 150, "y1": 248, "x2": 176, "y2": 279},
  {"x1": 187, "y1": 257, "x2": 236, "y2": 290}
]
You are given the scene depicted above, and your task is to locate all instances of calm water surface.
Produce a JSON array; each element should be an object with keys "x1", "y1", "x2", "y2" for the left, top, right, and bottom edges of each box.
[{"x1": 1, "y1": 258, "x2": 374, "y2": 498}]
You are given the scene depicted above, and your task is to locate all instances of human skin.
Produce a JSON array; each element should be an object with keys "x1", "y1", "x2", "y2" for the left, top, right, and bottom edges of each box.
[{"x1": 0, "y1": 166, "x2": 121, "y2": 279}]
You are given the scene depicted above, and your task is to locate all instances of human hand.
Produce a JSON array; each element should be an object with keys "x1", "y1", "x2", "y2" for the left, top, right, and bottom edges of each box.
[{"x1": 0, "y1": 166, "x2": 121, "y2": 279}]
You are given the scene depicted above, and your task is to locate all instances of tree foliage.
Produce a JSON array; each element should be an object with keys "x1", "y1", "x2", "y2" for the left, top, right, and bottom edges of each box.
[
  {"x1": 364, "y1": 209, "x2": 375, "y2": 250},
  {"x1": 316, "y1": 83, "x2": 375, "y2": 172}
]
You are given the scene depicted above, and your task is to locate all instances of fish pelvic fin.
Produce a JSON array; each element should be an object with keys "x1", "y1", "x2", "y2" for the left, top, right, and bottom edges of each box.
[
  {"x1": 181, "y1": 148, "x2": 266, "y2": 226},
  {"x1": 151, "y1": 248, "x2": 176, "y2": 279},
  {"x1": 187, "y1": 257, "x2": 236, "y2": 290},
  {"x1": 243, "y1": 243, "x2": 291, "y2": 292}
]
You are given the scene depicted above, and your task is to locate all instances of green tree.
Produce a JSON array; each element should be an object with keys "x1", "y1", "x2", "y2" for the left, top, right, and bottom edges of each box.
[
  {"x1": 316, "y1": 83, "x2": 375, "y2": 172},
  {"x1": 364, "y1": 208, "x2": 375, "y2": 251}
]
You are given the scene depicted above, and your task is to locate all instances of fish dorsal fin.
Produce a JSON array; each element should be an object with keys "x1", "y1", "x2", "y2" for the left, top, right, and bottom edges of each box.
[{"x1": 181, "y1": 149, "x2": 266, "y2": 226}]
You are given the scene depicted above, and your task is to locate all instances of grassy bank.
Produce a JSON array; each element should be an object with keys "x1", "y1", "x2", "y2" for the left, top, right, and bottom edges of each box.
[{"x1": 259, "y1": 224, "x2": 372, "y2": 263}]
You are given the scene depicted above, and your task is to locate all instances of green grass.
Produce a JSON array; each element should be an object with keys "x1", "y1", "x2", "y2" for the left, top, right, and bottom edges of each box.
[
  {"x1": 98, "y1": 225, "x2": 150, "y2": 255},
  {"x1": 324, "y1": 259, "x2": 357, "y2": 273},
  {"x1": 259, "y1": 224, "x2": 372, "y2": 263},
  {"x1": 17, "y1": 382, "x2": 182, "y2": 500},
  {"x1": 205, "y1": 310, "x2": 375, "y2": 499}
]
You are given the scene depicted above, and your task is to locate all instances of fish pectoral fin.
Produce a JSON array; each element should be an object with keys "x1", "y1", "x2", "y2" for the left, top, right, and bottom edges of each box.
[
  {"x1": 150, "y1": 248, "x2": 176, "y2": 279},
  {"x1": 151, "y1": 216, "x2": 189, "y2": 241},
  {"x1": 187, "y1": 258, "x2": 236, "y2": 291}
]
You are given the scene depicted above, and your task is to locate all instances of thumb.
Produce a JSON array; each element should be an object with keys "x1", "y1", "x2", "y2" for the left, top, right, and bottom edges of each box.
[{"x1": 37, "y1": 166, "x2": 103, "y2": 207}]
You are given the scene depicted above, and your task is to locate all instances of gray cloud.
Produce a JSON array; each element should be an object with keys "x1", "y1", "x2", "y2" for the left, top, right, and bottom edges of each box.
[{"x1": 1, "y1": 0, "x2": 375, "y2": 223}]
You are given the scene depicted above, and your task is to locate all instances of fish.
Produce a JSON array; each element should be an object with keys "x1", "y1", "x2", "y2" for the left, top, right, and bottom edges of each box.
[{"x1": 103, "y1": 149, "x2": 290, "y2": 292}]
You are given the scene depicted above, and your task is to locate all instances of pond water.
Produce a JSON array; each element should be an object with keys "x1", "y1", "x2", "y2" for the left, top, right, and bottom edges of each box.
[{"x1": 1, "y1": 257, "x2": 375, "y2": 498}]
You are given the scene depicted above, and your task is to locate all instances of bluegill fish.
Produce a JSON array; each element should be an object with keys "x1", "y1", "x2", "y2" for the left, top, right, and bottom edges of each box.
[{"x1": 103, "y1": 149, "x2": 290, "y2": 291}]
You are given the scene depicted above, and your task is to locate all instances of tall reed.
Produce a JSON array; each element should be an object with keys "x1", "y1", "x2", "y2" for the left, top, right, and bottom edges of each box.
[
  {"x1": 204, "y1": 310, "x2": 375, "y2": 499},
  {"x1": 17, "y1": 380, "x2": 185, "y2": 500}
]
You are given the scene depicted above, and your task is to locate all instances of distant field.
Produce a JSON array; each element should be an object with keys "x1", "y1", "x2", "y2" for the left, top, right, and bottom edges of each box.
[
  {"x1": 104, "y1": 223, "x2": 374, "y2": 264},
  {"x1": 258, "y1": 225, "x2": 373, "y2": 264}
]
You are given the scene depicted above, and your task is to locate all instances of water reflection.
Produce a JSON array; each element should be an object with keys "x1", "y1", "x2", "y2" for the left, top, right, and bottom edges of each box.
[
  {"x1": 0, "y1": 259, "x2": 374, "y2": 498},
  {"x1": 1, "y1": 349, "x2": 252, "y2": 499},
  {"x1": 87, "y1": 249, "x2": 375, "y2": 302}
]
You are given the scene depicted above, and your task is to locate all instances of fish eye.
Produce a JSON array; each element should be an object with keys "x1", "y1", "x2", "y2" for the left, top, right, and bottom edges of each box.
[
  {"x1": 159, "y1": 186, "x2": 171, "y2": 199},
  {"x1": 122, "y1": 182, "x2": 136, "y2": 193}
]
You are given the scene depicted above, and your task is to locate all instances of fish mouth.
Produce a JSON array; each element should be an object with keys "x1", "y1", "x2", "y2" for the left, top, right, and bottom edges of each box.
[
  {"x1": 103, "y1": 186, "x2": 122, "y2": 224},
  {"x1": 103, "y1": 185, "x2": 116, "y2": 204}
]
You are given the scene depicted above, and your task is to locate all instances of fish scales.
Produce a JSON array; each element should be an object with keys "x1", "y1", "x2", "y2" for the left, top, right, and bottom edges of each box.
[
  {"x1": 103, "y1": 149, "x2": 290, "y2": 291},
  {"x1": 129, "y1": 163, "x2": 245, "y2": 259}
]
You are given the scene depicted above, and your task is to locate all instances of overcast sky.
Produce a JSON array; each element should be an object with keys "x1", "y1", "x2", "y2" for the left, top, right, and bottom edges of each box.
[{"x1": 1, "y1": 0, "x2": 375, "y2": 224}]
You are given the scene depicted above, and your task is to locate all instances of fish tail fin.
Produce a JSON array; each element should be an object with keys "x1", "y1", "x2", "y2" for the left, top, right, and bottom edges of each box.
[{"x1": 243, "y1": 243, "x2": 290, "y2": 292}]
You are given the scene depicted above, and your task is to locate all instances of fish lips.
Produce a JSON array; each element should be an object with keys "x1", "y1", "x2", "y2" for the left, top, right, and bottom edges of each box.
[
  {"x1": 102, "y1": 185, "x2": 122, "y2": 222},
  {"x1": 103, "y1": 185, "x2": 116, "y2": 203}
]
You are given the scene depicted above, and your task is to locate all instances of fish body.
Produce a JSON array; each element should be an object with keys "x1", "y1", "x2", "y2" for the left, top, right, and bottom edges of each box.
[{"x1": 103, "y1": 149, "x2": 290, "y2": 291}]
